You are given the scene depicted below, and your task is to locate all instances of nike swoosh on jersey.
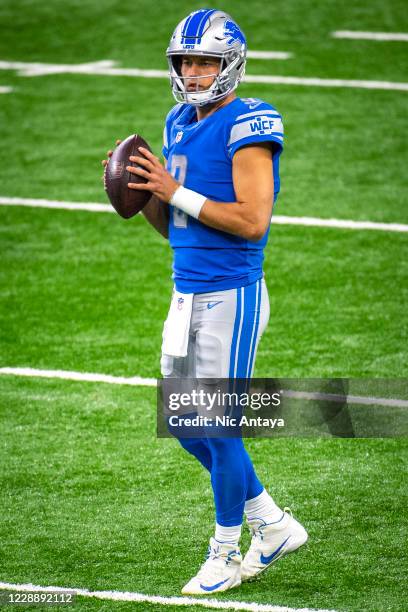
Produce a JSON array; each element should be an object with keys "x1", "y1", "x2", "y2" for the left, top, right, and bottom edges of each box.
[
  {"x1": 207, "y1": 301, "x2": 223, "y2": 309},
  {"x1": 260, "y1": 536, "x2": 290, "y2": 565},
  {"x1": 199, "y1": 577, "x2": 230, "y2": 592}
]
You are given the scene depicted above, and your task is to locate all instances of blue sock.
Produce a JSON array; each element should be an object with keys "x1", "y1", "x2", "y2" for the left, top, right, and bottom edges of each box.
[
  {"x1": 178, "y1": 437, "x2": 212, "y2": 471},
  {"x1": 207, "y1": 437, "x2": 263, "y2": 526},
  {"x1": 177, "y1": 436, "x2": 263, "y2": 525},
  {"x1": 244, "y1": 449, "x2": 264, "y2": 501}
]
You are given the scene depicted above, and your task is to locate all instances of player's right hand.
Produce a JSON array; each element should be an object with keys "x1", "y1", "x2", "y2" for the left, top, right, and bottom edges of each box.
[{"x1": 101, "y1": 139, "x2": 122, "y2": 168}]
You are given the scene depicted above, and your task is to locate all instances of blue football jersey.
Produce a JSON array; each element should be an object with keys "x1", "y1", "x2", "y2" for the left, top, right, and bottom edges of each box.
[{"x1": 162, "y1": 97, "x2": 284, "y2": 293}]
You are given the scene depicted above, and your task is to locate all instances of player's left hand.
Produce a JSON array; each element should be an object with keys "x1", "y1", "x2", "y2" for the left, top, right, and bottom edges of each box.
[{"x1": 127, "y1": 147, "x2": 179, "y2": 203}]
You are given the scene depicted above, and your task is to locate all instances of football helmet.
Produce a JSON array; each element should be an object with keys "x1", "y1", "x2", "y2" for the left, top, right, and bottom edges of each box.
[{"x1": 166, "y1": 9, "x2": 247, "y2": 106}]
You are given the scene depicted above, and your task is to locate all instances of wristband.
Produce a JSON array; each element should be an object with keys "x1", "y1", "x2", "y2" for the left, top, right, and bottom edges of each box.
[{"x1": 169, "y1": 186, "x2": 207, "y2": 219}]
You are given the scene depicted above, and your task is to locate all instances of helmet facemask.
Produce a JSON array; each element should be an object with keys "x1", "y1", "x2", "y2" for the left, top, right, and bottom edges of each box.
[{"x1": 169, "y1": 54, "x2": 241, "y2": 106}]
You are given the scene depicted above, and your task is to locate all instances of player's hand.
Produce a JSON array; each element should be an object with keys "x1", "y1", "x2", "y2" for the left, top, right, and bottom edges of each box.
[
  {"x1": 101, "y1": 140, "x2": 122, "y2": 180},
  {"x1": 101, "y1": 139, "x2": 122, "y2": 167},
  {"x1": 127, "y1": 147, "x2": 179, "y2": 203}
]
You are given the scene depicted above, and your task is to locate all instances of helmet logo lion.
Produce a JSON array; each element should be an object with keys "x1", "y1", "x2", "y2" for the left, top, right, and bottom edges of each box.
[{"x1": 223, "y1": 20, "x2": 246, "y2": 46}]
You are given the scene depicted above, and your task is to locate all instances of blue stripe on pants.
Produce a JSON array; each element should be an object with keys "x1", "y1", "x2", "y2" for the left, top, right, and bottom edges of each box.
[
  {"x1": 247, "y1": 279, "x2": 262, "y2": 378},
  {"x1": 234, "y1": 279, "x2": 261, "y2": 378}
]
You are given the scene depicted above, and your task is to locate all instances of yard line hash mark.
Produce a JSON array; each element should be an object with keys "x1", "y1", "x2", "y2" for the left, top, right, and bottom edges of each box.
[
  {"x1": 1, "y1": 196, "x2": 407, "y2": 233},
  {"x1": 0, "y1": 581, "x2": 337, "y2": 612},
  {"x1": 0, "y1": 59, "x2": 407, "y2": 91}
]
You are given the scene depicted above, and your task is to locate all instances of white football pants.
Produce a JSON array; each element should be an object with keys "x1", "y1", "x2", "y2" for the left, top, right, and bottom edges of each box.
[{"x1": 161, "y1": 278, "x2": 269, "y2": 379}]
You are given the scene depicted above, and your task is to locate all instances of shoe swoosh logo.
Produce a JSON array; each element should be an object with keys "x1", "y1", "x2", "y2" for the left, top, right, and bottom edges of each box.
[
  {"x1": 199, "y1": 577, "x2": 230, "y2": 592},
  {"x1": 260, "y1": 536, "x2": 290, "y2": 565},
  {"x1": 207, "y1": 301, "x2": 223, "y2": 310}
]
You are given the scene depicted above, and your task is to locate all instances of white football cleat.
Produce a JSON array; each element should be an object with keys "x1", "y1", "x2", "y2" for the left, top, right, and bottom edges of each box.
[
  {"x1": 241, "y1": 508, "x2": 308, "y2": 582},
  {"x1": 181, "y1": 537, "x2": 242, "y2": 595}
]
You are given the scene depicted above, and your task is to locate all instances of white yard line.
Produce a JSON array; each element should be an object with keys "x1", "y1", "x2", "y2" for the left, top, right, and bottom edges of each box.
[
  {"x1": 332, "y1": 30, "x2": 408, "y2": 42},
  {"x1": 0, "y1": 59, "x2": 406, "y2": 91},
  {"x1": 281, "y1": 390, "x2": 408, "y2": 409},
  {"x1": 271, "y1": 214, "x2": 408, "y2": 233},
  {"x1": 1, "y1": 196, "x2": 407, "y2": 233},
  {"x1": 0, "y1": 86, "x2": 12, "y2": 93},
  {"x1": 243, "y1": 74, "x2": 408, "y2": 92},
  {"x1": 0, "y1": 196, "x2": 113, "y2": 213},
  {"x1": 247, "y1": 51, "x2": 293, "y2": 60},
  {"x1": 0, "y1": 581, "x2": 335, "y2": 612},
  {"x1": 1, "y1": 367, "x2": 406, "y2": 409},
  {"x1": 0, "y1": 367, "x2": 156, "y2": 387},
  {"x1": 0, "y1": 59, "x2": 117, "y2": 77}
]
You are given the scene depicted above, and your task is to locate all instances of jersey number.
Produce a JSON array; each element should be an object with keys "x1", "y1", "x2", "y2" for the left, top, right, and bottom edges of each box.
[{"x1": 170, "y1": 155, "x2": 188, "y2": 229}]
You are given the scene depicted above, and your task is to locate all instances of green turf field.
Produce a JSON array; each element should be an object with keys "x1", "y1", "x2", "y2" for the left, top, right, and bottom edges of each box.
[{"x1": 0, "y1": 1, "x2": 407, "y2": 611}]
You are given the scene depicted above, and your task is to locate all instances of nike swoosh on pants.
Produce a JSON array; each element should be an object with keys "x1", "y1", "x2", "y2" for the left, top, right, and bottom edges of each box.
[{"x1": 207, "y1": 301, "x2": 223, "y2": 309}]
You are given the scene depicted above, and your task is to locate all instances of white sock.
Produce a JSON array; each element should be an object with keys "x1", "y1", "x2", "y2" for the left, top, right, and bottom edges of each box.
[
  {"x1": 214, "y1": 523, "x2": 242, "y2": 545},
  {"x1": 244, "y1": 489, "x2": 283, "y2": 525}
]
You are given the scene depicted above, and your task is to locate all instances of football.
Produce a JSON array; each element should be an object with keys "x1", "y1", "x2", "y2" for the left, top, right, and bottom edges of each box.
[{"x1": 104, "y1": 134, "x2": 152, "y2": 219}]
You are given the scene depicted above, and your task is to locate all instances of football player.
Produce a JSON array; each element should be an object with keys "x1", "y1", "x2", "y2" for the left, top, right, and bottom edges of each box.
[{"x1": 103, "y1": 8, "x2": 307, "y2": 595}]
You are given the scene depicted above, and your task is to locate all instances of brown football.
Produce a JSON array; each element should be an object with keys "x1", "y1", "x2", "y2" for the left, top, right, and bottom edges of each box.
[{"x1": 104, "y1": 134, "x2": 152, "y2": 219}]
